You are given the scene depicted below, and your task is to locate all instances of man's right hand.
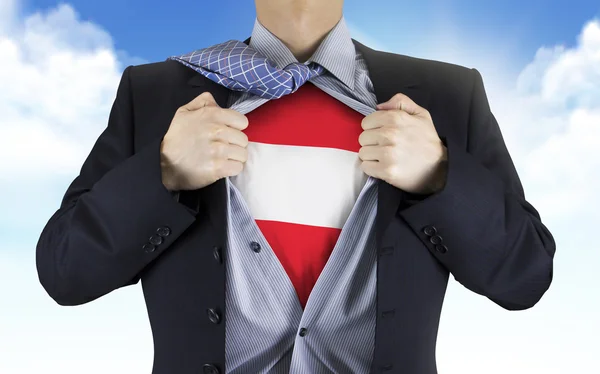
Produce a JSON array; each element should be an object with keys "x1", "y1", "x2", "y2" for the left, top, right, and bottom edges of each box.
[{"x1": 160, "y1": 92, "x2": 250, "y2": 191}]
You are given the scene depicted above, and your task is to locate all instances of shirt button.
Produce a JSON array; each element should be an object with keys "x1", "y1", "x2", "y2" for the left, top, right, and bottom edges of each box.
[
  {"x1": 423, "y1": 226, "x2": 437, "y2": 236},
  {"x1": 207, "y1": 308, "x2": 221, "y2": 324},
  {"x1": 435, "y1": 244, "x2": 448, "y2": 253},
  {"x1": 429, "y1": 235, "x2": 443, "y2": 245},
  {"x1": 202, "y1": 364, "x2": 220, "y2": 374},
  {"x1": 213, "y1": 246, "x2": 223, "y2": 264},
  {"x1": 142, "y1": 243, "x2": 156, "y2": 253},
  {"x1": 299, "y1": 327, "x2": 307, "y2": 337},
  {"x1": 250, "y1": 241, "x2": 261, "y2": 253},
  {"x1": 149, "y1": 235, "x2": 163, "y2": 246},
  {"x1": 156, "y1": 226, "x2": 171, "y2": 237}
]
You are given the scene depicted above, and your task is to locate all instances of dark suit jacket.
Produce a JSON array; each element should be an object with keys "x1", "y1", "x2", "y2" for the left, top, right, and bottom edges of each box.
[{"x1": 36, "y1": 37, "x2": 556, "y2": 374}]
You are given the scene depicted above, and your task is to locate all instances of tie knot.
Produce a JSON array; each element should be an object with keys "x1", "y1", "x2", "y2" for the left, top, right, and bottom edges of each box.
[
  {"x1": 287, "y1": 61, "x2": 324, "y2": 75},
  {"x1": 284, "y1": 61, "x2": 325, "y2": 91}
]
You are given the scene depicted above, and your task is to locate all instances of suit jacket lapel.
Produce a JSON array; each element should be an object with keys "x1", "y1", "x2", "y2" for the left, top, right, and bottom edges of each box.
[
  {"x1": 184, "y1": 36, "x2": 431, "y2": 251},
  {"x1": 351, "y1": 39, "x2": 431, "y2": 246}
]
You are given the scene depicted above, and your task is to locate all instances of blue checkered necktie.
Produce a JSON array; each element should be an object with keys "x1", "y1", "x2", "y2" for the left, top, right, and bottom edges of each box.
[{"x1": 167, "y1": 40, "x2": 326, "y2": 100}]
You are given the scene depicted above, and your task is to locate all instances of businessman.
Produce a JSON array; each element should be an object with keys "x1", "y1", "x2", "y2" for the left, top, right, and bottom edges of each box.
[{"x1": 36, "y1": 0, "x2": 556, "y2": 373}]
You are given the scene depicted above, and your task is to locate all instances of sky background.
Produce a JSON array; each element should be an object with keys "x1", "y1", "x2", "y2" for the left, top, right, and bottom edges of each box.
[{"x1": 1, "y1": 0, "x2": 599, "y2": 373}]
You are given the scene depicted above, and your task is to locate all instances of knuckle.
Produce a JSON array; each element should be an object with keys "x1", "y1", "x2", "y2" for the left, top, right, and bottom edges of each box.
[
  {"x1": 396, "y1": 110, "x2": 409, "y2": 122},
  {"x1": 382, "y1": 146, "x2": 396, "y2": 161},
  {"x1": 210, "y1": 124, "x2": 225, "y2": 139},
  {"x1": 380, "y1": 146, "x2": 392, "y2": 160},
  {"x1": 385, "y1": 110, "x2": 402, "y2": 124},
  {"x1": 209, "y1": 142, "x2": 226, "y2": 158},
  {"x1": 201, "y1": 105, "x2": 217, "y2": 118},
  {"x1": 383, "y1": 128, "x2": 399, "y2": 143}
]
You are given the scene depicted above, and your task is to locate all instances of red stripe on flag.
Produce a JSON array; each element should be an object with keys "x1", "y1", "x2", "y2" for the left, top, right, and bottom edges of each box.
[
  {"x1": 244, "y1": 82, "x2": 364, "y2": 153},
  {"x1": 255, "y1": 219, "x2": 342, "y2": 309}
]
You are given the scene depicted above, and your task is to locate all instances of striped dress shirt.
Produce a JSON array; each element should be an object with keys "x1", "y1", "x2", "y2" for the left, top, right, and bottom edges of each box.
[{"x1": 223, "y1": 16, "x2": 381, "y2": 373}]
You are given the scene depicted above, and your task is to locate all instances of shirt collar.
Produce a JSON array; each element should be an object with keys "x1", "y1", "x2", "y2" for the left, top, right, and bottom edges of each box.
[{"x1": 248, "y1": 16, "x2": 357, "y2": 90}]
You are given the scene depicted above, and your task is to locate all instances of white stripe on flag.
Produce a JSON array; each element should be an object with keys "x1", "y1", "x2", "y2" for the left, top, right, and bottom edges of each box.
[{"x1": 230, "y1": 141, "x2": 368, "y2": 229}]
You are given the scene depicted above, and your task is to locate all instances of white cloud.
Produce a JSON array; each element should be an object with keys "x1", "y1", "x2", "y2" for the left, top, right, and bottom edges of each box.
[
  {"x1": 536, "y1": 21, "x2": 600, "y2": 106},
  {"x1": 523, "y1": 107, "x2": 600, "y2": 219},
  {"x1": 507, "y1": 19, "x2": 600, "y2": 221},
  {"x1": 0, "y1": 3, "x2": 123, "y2": 179}
]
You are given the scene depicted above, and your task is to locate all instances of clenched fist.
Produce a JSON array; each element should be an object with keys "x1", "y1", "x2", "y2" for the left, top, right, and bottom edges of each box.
[
  {"x1": 359, "y1": 93, "x2": 448, "y2": 195},
  {"x1": 160, "y1": 92, "x2": 249, "y2": 191}
]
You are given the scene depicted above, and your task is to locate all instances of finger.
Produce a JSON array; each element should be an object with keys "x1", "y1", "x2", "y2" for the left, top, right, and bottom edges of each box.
[
  {"x1": 361, "y1": 110, "x2": 391, "y2": 130},
  {"x1": 205, "y1": 107, "x2": 250, "y2": 131},
  {"x1": 181, "y1": 91, "x2": 219, "y2": 111},
  {"x1": 358, "y1": 129, "x2": 378, "y2": 146},
  {"x1": 216, "y1": 159, "x2": 245, "y2": 179},
  {"x1": 360, "y1": 160, "x2": 384, "y2": 180},
  {"x1": 376, "y1": 93, "x2": 424, "y2": 116},
  {"x1": 212, "y1": 124, "x2": 249, "y2": 148},
  {"x1": 358, "y1": 145, "x2": 383, "y2": 162},
  {"x1": 223, "y1": 143, "x2": 248, "y2": 163},
  {"x1": 358, "y1": 128, "x2": 388, "y2": 146}
]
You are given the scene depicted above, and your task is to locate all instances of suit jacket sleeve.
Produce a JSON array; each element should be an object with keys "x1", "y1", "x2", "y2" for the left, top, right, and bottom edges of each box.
[
  {"x1": 36, "y1": 65, "x2": 199, "y2": 306},
  {"x1": 398, "y1": 68, "x2": 556, "y2": 310}
]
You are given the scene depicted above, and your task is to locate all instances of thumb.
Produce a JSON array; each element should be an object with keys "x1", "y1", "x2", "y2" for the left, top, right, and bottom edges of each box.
[
  {"x1": 180, "y1": 91, "x2": 220, "y2": 112},
  {"x1": 376, "y1": 93, "x2": 423, "y2": 116}
]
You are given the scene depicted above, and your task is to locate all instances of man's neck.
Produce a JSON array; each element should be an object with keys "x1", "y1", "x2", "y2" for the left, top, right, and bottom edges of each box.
[{"x1": 255, "y1": 3, "x2": 343, "y2": 62}]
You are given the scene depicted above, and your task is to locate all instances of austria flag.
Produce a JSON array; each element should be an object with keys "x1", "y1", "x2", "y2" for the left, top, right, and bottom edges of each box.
[{"x1": 229, "y1": 82, "x2": 369, "y2": 308}]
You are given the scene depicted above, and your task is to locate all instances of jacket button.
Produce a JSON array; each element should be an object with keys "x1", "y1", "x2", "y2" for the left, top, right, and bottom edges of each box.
[
  {"x1": 142, "y1": 243, "x2": 156, "y2": 253},
  {"x1": 202, "y1": 364, "x2": 220, "y2": 374},
  {"x1": 250, "y1": 241, "x2": 261, "y2": 253},
  {"x1": 156, "y1": 226, "x2": 171, "y2": 237},
  {"x1": 423, "y1": 225, "x2": 437, "y2": 236},
  {"x1": 207, "y1": 308, "x2": 221, "y2": 324},
  {"x1": 299, "y1": 327, "x2": 307, "y2": 337},
  {"x1": 429, "y1": 235, "x2": 443, "y2": 245},
  {"x1": 149, "y1": 235, "x2": 163, "y2": 246},
  {"x1": 435, "y1": 244, "x2": 448, "y2": 253},
  {"x1": 213, "y1": 246, "x2": 223, "y2": 264}
]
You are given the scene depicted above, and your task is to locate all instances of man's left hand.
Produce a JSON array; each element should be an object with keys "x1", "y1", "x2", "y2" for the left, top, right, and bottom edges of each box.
[{"x1": 358, "y1": 93, "x2": 448, "y2": 195}]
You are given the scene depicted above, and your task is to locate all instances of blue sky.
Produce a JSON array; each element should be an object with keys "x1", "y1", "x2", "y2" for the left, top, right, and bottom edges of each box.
[
  {"x1": 1, "y1": 0, "x2": 600, "y2": 373},
  {"x1": 16, "y1": 0, "x2": 600, "y2": 69}
]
